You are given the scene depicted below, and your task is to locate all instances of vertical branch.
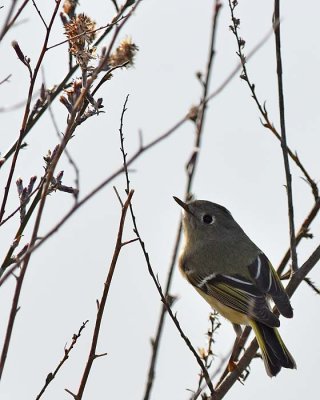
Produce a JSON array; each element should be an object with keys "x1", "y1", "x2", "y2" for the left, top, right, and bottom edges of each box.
[
  {"x1": 117, "y1": 97, "x2": 216, "y2": 399},
  {"x1": 36, "y1": 320, "x2": 89, "y2": 400},
  {"x1": 0, "y1": 1, "x2": 141, "y2": 379},
  {"x1": 0, "y1": 0, "x2": 62, "y2": 224},
  {"x1": 0, "y1": 0, "x2": 30, "y2": 41},
  {"x1": 72, "y1": 190, "x2": 134, "y2": 400},
  {"x1": 0, "y1": 2, "x2": 62, "y2": 379},
  {"x1": 0, "y1": 185, "x2": 43, "y2": 276},
  {"x1": 143, "y1": 2, "x2": 222, "y2": 399},
  {"x1": 186, "y1": 0, "x2": 222, "y2": 193},
  {"x1": 227, "y1": 0, "x2": 317, "y2": 201},
  {"x1": 274, "y1": 0, "x2": 298, "y2": 272}
]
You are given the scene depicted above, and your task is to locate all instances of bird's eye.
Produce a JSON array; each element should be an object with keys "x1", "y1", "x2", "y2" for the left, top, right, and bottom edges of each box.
[{"x1": 202, "y1": 214, "x2": 214, "y2": 224}]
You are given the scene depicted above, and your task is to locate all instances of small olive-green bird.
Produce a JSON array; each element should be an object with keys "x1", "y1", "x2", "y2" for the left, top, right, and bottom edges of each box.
[{"x1": 174, "y1": 197, "x2": 296, "y2": 377}]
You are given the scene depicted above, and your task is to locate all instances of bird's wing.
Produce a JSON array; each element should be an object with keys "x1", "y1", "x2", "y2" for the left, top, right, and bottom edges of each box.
[
  {"x1": 247, "y1": 252, "x2": 293, "y2": 318},
  {"x1": 186, "y1": 270, "x2": 280, "y2": 327}
]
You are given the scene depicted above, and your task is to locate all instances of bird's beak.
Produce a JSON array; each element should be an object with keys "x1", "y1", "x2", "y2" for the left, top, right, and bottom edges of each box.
[{"x1": 173, "y1": 196, "x2": 191, "y2": 214}]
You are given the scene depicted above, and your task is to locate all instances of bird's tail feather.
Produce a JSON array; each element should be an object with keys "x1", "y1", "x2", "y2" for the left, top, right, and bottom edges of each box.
[{"x1": 250, "y1": 320, "x2": 296, "y2": 377}]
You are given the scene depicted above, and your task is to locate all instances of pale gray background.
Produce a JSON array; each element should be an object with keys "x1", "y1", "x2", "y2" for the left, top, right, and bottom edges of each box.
[{"x1": 0, "y1": 0, "x2": 319, "y2": 399}]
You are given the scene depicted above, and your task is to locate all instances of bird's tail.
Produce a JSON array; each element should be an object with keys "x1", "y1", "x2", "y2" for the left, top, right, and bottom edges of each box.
[{"x1": 250, "y1": 320, "x2": 296, "y2": 377}]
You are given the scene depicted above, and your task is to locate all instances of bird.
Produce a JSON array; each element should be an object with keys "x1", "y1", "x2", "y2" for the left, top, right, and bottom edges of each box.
[{"x1": 174, "y1": 196, "x2": 296, "y2": 377}]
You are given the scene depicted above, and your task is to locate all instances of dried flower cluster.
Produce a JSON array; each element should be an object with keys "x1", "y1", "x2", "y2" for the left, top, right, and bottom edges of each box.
[
  {"x1": 60, "y1": 79, "x2": 83, "y2": 113},
  {"x1": 64, "y1": 13, "x2": 96, "y2": 69},
  {"x1": 43, "y1": 147, "x2": 78, "y2": 196},
  {"x1": 108, "y1": 37, "x2": 138, "y2": 68},
  {"x1": 187, "y1": 105, "x2": 199, "y2": 122},
  {"x1": 61, "y1": 14, "x2": 137, "y2": 122},
  {"x1": 16, "y1": 176, "x2": 37, "y2": 222},
  {"x1": 60, "y1": 78, "x2": 104, "y2": 120}
]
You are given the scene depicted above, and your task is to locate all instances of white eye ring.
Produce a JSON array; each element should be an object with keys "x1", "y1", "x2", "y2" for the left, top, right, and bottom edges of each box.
[{"x1": 202, "y1": 214, "x2": 215, "y2": 225}]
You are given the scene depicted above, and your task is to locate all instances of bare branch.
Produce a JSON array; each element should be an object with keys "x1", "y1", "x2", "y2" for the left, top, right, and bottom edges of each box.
[
  {"x1": 47, "y1": 90, "x2": 80, "y2": 201},
  {"x1": 274, "y1": 0, "x2": 298, "y2": 272},
  {"x1": 192, "y1": 312, "x2": 221, "y2": 400},
  {"x1": 227, "y1": 0, "x2": 318, "y2": 201},
  {"x1": 118, "y1": 95, "x2": 216, "y2": 398},
  {"x1": 277, "y1": 198, "x2": 320, "y2": 276},
  {"x1": 74, "y1": 190, "x2": 134, "y2": 399},
  {"x1": 0, "y1": 0, "x2": 30, "y2": 42},
  {"x1": 0, "y1": 74, "x2": 12, "y2": 85},
  {"x1": 0, "y1": 0, "x2": 62, "y2": 224},
  {"x1": 0, "y1": 1, "x2": 142, "y2": 169},
  {"x1": 143, "y1": 2, "x2": 222, "y2": 398},
  {"x1": 35, "y1": 321, "x2": 89, "y2": 400},
  {"x1": 0, "y1": 2, "x2": 143, "y2": 376},
  {"x1": 32, "y1": 0, "x2": 48, "y2": 29},
  {"x1": 110, "y1": 0, "x2": 119, "y2": 12}
]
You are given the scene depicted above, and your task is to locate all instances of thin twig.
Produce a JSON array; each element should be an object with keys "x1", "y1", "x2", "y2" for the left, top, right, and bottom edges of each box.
[
  {"x1": 123, "y1": 34, "x2": 282, "y2": 394},
  {"x1": 10, "y1": 111, "x2": 191, "y2": 272},
  {"x1": 191, "y1": 312, "x2": 221, "y2": 400},
  {"x1": 196, "y1": 2, "x2": 320, "y2": 393},
  {"x1": 215, "y1": 1, "x2": 320, "y2": 375},
  {"x1": 36, "y1": 321, "x2": 89, "y2": 400},
  {"x1": 113, "y1": 186, "x2": 124, "y2": 207},
  {"x1": 286, "y1": 244, "x2": 320, "y2": 297},
  {"x1": 0, "y1": 182, "x2": 41, "y2": 228},
  {"x1": 143, "y1": 2, "x2": 222, "y2": 399},
  {"x1": 0, "y1": 0, "x2": 30, "y2": 42},
  {"x1": 110, "y1": 0, "x2": 119, "y2": 12},
  {"x1": 0, "y1": 1, "x2": 141, "y2": 168},
  {"x1": 228, "y1": 0, "x2": 318, "y2": 200},
  {"x1": 303, "y1": 277, "x2": 320, "y2": 295},
  {"x1": 0, "y1": 74, "x2": 12, "y2": 85},
  {"x1": 134, "y1": 224, "x2": 216, "y2": 399},
  {"x1": 32, "y1": 0, "x2": 48, "y2": 29},
  {"x1": 190, "y1": 351, "x2": 232, "y2": 400},
  {"x1": 274, "y1": 0, "x2": 298, "y2": 272},
  {"x1": 117, "y1": 96, "x2": 216, "y2": 399},
  {"x1": 206, "y1": 24, "x2": 275, "y2": 104},
  {"x1": 3, "y1": 16, "x2": 275, "y2": 284},
  {"x1": 47, "y1": 90, "x2": 80, "y2": 200},
  {"x1": 277, "y1": 197, "x2": 320, "y2": 276},
  {"x1": 72, "y1": 190, "x2": 134, "y2": 399},
  {"x1": 0, "y1": 1, "x2": 142, "y2": 377},
  {"x1": 0, "y1": 3, "x2": 273, "y2": 172},
  {"x1": 0, "y1": 0, "x2": 62, "y2": 224},
  {"x1": 0, "y1": 264, "x2": 19, "y2": 288}
]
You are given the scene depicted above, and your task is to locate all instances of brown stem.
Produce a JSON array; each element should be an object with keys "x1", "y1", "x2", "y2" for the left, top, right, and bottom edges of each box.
[
  {"x1": 0, "y1": 1, "x2": 142, "y2": 378},
  {"x1": 274, "y1": 0, "x2": 298, "y2": 272},
  {"x1": 0, "y1": 0, "x2": 30, "y2": 41},
  {"x1": 0, "y1": 1, "x2": 140, "y2": 169},
  {"x1": 0, "y1": 0, "x2": 62, "y2": 224},
  {"x1": 74, "y1": 190, "x2": 134, "y2": 399},
  {"x1": 227, "y1": 0, "x2": 318, "y2": 201},
  {"x1": 143, "y1": 2, "x2": 222, "y2": 398},
  {"x1": 36, "y1": 321, "x2": 89, "y2": 400},
  {"x1": 277, "y1": 197, "x2": 320, "y2": 276}
]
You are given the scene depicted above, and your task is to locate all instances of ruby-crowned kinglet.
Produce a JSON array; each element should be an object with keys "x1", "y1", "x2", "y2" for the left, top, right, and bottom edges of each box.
[{"x1": 174, "y1": 197, "x2": 296, "y2": 377}]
